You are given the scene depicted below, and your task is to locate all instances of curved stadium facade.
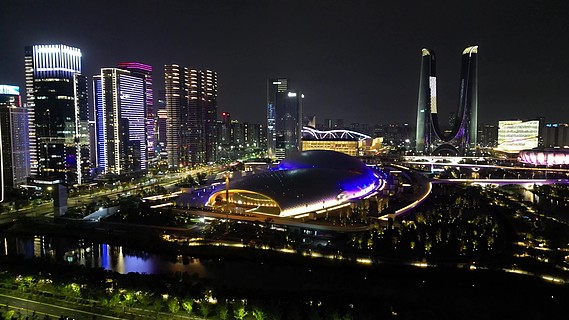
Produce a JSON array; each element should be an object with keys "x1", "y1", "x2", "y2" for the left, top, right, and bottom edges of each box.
[
  {"x1": 206, "y1": 150, "x2": 384, "y2": 217},
  {"x1": 518, "y1": 148, "x2": 569, "y2": 166}
]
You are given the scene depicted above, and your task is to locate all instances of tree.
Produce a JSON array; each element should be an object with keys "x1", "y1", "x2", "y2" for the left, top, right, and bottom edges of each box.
[
  {"x1": 267, "y1": 303, "x2": 283, "y2": 320},
  {"x1": 168, "y1": 297, "x2": 180, "y2": 315},
  {"x1": 122, "y1": 291, "x2": 135, "y2": 311},
  {"x1": 197, "y1": 172, "x2": 208, "y2": 185},
  {"x1": 216, "y1": 302, "x2": 229, "y2": 320},
  {"x1": 252, "y1": 307, "x2": 267, "y2": 320},
  {"x1": 152, "y1": 297, "x2": 163, "y2": 314},
  {"x1": 2, "y1": 309, "x2": 15, "y2": 320},
  {"x1": 199, "y1": 301, "x2": 212, "y2": 319},
  {"x1": 135, "y1": 292, "x2": 152, "y2": 308},
  {"x1": 181, "y1": 298, "x2": 194, "y2": 315},
  {"x1": 233, "y1": 301, "x2": 248, "y2": 320},
  {"x1": 108, "y1": 292, "x2": 121, "y2": 309},
  {"x1": 178, "y1": 175, "x2": 197, "y2": 187}
]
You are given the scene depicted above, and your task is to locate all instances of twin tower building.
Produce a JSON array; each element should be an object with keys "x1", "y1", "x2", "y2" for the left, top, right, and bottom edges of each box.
[{"x1": 415, "y1": 46, "x2": 479, "y2": 156}]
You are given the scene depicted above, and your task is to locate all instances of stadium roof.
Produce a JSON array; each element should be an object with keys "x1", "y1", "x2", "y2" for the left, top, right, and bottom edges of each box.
[{"x1": 207, "y1": 150, "x2": 383, "y2": 217}]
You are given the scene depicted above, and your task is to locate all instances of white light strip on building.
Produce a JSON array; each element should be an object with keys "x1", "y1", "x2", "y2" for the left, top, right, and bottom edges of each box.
[{"x1": 73, "y1": 74, "x2": 81, "y2": 185}]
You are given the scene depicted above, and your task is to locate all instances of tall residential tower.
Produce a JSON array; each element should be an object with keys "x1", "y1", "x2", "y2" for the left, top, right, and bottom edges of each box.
[{"x1": 165, "y1": 66, "x2": 218, "y2": 167}]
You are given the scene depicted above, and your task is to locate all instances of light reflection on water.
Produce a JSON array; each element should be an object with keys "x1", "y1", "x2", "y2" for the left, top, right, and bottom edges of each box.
[{"x1": 0, "y1": 235, "x2": 208, "y2": 277}]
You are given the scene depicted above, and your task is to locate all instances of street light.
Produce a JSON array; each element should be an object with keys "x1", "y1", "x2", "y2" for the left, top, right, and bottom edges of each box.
[{"x1": 224, "y1": 171, "x2": 230, "y2": 233}]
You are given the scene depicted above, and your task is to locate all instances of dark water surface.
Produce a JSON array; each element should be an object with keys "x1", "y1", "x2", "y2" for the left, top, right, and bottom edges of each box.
[{"x1": 0, "y1": 235, "x2": 209, "y2": 276}]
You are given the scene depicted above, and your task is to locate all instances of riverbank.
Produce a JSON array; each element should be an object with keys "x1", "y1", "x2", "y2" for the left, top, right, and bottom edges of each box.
[{"x1": 2, "y1": 218, "x2": 568, "y2": 319}]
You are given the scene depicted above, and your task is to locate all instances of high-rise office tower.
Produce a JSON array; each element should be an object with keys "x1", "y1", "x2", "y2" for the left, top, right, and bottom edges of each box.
[
  {"x1": 165, "y1": 66, "x2": 218, "y2": 167},
  {"x1": 118, "y1": 62, "x2": 154, "y2": 160},
  {"x1": 75, "y1": 74, "x2": 90, "y2": 183},
  {"x1": 275, "y1": 90, "x2": 303, "y2": 159},
  {"x1": 267, "y1": 78, "x2": 289, "y2": 157},
  {"x1": 24, "y1": 44, "x2": 89, "y2": 184},
  {"x1": 416, "y1": 46, "x2": 478, "y2": 156},
  {"x1": 0, "y1": 85, "x2": 30, "y2": 200},
  {"x1": 94, "y1": 68, "x2": 147, "y2": 174}
]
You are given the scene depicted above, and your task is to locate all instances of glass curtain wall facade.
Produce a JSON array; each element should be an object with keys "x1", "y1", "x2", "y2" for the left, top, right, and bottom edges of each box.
[
  {"x1": 118, "y1": 62, "x2": 154, "y2": 160},
  {"x1": 0, "y1": 85, "x2": 30, "y2": 201},
  {"x1": 275, "y1": 90, "x2": 303, "y2": 159},
  {"x1": 267, "y1": 78, "x2": 288, "y2": 158},
  {"x1": 94, "y1": 68, "x2": 147, "y2": 175},
  {"x1": 24, "y1": 44, "x2": 88, "y2": 184}
]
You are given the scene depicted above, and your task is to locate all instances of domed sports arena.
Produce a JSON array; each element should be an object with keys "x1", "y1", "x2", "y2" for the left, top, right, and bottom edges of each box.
[
  {"x1": 518, "y1": 148, "x2": 569, "y2": 166},
  {"x1": 206, "y1": 150, "x2": 384, "y2": 217}
]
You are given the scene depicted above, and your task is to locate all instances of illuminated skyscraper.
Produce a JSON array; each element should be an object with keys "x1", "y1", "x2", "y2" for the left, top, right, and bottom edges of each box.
[
  {"x1": 0, "y1": 85, "x2": 30, "y2": 200},
  {"x1": 155, "y1": 89, "x2": 167, "y2": 153},
  {"x1": 267, "y1": 78, "x2": 289, "y2": 157},
  {"x1": 416, "y1": 46, "x2": 478, "y2": 156},
  {"x1": 94, "y1": 68, "x2": 147, "y2": 174},
  {"x1": 165, "y1": 66, "x2": 217, "y2": 167},
  {"x1": 275, "y1": 90, "x2": 303, "y2": 159},
  {"x1": 118, "y1": 62, "x2": 155, "y2": 160},
  {"x1": 191, "y1": 69, "x2": 218, "y2": 163},
  {"x1": 24, "y1": 44, "x2": 89, "y2": 184},
  {"x1": 165, "y1": 65, "x2": 190, "y2": 168}
]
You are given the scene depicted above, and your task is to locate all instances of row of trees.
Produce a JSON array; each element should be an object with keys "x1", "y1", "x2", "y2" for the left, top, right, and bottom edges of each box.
[
  {"x1": 0, "y1": 263, "x2": 369, "y2": 320},
  {"x1": 350, "y1": 185, "x2": 504, "y2": 261}
]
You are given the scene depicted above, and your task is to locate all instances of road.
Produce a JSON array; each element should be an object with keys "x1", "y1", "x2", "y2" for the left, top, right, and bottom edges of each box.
[
  {"x1": 0, "y1": 292, "x2": 121, "y2": 320},
  {"x1": 173, "y1": 208, "x2": 372, "y2": 232},
  {"x1": 1, "y1": 171, "x2": 193, "y2": 221}
]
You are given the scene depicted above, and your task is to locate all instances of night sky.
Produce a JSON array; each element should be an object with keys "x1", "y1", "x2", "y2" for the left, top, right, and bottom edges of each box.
[{"x1": 1, "y1": 0, "x2": 568, "y2": 126}]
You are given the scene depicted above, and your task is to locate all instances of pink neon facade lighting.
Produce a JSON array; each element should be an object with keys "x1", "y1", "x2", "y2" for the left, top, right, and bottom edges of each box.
[
  {"x1": 518, "y1": 149, "x2": 569, "y2": 166},
  {"x1": 117, "y1": 62, "x2": 152, "y2": 72}
]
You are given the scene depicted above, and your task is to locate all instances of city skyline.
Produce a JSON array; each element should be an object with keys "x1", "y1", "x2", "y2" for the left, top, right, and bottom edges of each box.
[{"x1": 1, "y1": 0, "x2": 569, "y2": 126}]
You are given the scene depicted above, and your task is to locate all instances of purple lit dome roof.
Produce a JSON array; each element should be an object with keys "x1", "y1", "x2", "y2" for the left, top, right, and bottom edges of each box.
[{"x1": 212, "y1": 150, "x2": 382, "y2": 216}]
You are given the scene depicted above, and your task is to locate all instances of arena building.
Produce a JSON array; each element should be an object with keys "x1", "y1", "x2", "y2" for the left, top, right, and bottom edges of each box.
[
  {"x1": 301, "y1": 127, "x2": 382, "y2": 157},
  {"x1": 206, "y1": 150, "x2": 384, "y2": 217},
  {"x1": 518, "y1": 148, "x2": 569, "y2": 166}
]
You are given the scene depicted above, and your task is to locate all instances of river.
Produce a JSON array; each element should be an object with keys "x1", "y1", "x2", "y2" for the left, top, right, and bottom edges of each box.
[{"x1": 0, "y1": 235, "x2": 209, "y2": 277}]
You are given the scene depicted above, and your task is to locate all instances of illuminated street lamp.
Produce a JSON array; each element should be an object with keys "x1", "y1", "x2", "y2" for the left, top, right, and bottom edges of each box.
[{"x1": 224, "y1": 171, "x2": 231, "y2": 232}]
